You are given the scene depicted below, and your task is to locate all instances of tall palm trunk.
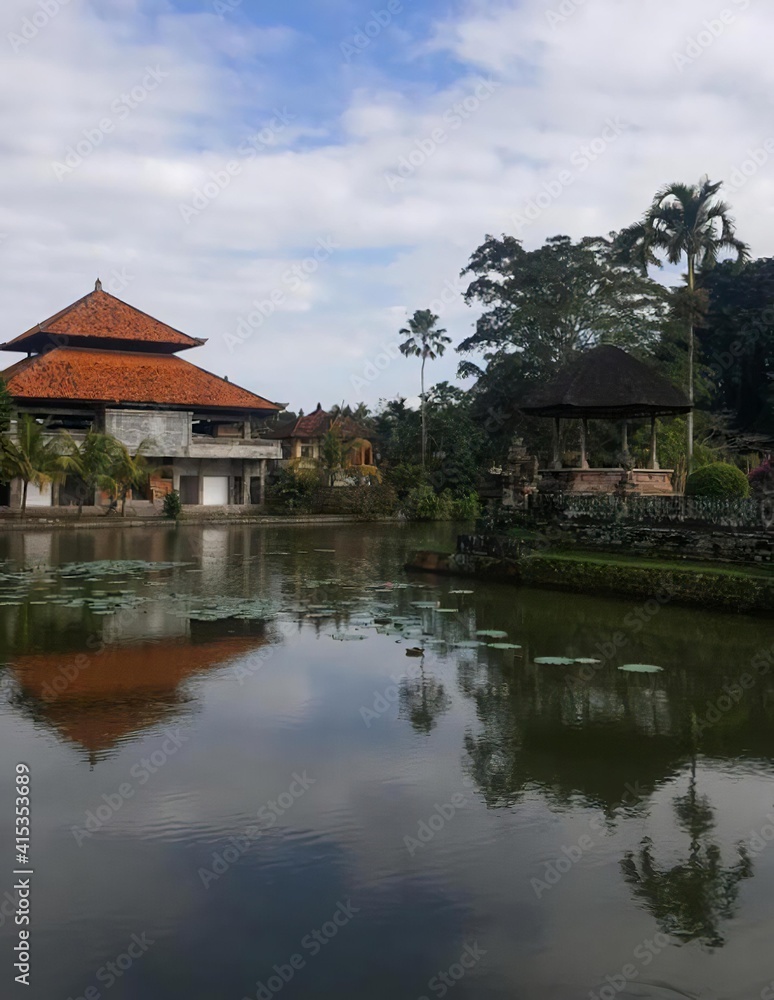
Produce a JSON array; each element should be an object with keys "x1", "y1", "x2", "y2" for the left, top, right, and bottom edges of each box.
[
  {"x1": 687, "y1": 255, "x2": 695, "y2": 472},
  {"x1": 420, "y1": 355, "x2": 427, "y2": 469}
]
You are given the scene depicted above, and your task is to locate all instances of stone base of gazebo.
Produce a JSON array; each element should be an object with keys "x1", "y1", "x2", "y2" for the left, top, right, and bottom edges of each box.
[{"x1": 538, "y1": 468, "x2": 675, "y2": 495}]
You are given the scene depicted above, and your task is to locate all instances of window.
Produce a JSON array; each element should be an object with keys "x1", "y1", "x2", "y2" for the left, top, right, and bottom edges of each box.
[{"x1": 301, "y1": 445, "x2": 315, "y2": 459}]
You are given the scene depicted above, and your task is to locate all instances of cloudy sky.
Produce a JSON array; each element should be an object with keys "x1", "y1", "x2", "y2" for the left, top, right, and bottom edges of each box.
[{"x1": 1, "y1": 0, "x2": 771, "y2": 412}]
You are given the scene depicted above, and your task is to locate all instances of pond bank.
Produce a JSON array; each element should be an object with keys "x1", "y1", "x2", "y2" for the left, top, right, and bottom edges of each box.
[
  {"x1": 406, "y1": 544, "x2": 774, "y2": 614},
  {"x1": 0, "y1": 512, "x2": 401, "y2": 533}
]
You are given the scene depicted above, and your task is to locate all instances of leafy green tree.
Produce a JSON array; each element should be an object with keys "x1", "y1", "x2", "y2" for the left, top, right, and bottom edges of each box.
[
  {"x1": 0, "y1": 378, "x2": 13, "y2": 435},
  {"x1": 57, "y1": 430, "x2": 118, "y2": 517},
  {"x1": 104, "y1": 438, "x2": 158, "y2": 515},
  {"x1": 615, "y1": 177, "x2": 749, "y2": 467},
  {"x1": 697, "y1": 258, "x2": 774, "y2": 439},
  {"x1": 460, "y1": 233, "x2": 669, "y2": 377},
  {"x1": 320, "y1": 427, "x2": 343, "y2": 485},
  {"x1": 399, "y1": 310, "x2": 452, "y2": 468},
  {"x1": 1, "y1": 415, "x2": 63, "y2": 516}
]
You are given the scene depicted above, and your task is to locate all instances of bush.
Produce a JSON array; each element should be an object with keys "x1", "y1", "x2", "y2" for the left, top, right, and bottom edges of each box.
[
  {"x1": 451, "y1": 490, "x2": 481, "y2": 520},
  {"x1": 266, "y1": 468, "x2": 319, "y2": 512},
  {"x1": 162, "y1": 489, "x2": 182, "y2": 519},
  {"x1": 385, "y1": 463, "x2": 426, "y2": 499},
  {"x1": 685, "y1": 462, "x2": 751, "y2": 499},
  {"x1": 749, "y1": 458, "x2": 774, "y2": 496},
  {"x1": 401, "y1": 486, "x2": 481, "y2": 521}
]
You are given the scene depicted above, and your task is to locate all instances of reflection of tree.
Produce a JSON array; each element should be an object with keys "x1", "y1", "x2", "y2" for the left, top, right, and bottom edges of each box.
[
  {"x1": 621, "y1": 762, "x2": 753, "y2": 950},
  {"x1": 399, "y1": 661, "x2": 451, "y2": 734}
]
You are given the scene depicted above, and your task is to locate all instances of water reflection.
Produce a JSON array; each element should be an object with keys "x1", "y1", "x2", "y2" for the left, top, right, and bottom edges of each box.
[{"x1": 621, "y1": 762, "x2": 754, "y2": 950}]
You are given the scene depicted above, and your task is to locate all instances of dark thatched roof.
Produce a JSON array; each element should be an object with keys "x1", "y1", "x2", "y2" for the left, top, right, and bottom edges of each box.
[{"x1": 520, "y1": 346, "x2": 692, "y2": 419}]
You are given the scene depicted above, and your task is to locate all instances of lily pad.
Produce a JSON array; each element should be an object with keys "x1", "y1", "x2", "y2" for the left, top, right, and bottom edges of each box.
[
  {"x1": 619, "y1": 663, "x2": 663, "y2": 674},
  {"x1": 573, "y1": 658, "x2": 602, "y2": 665},
  {"x1": 411, "y1": 601, "x2": 438, "y2": 608},
  {"x1": 405, "y1": 648, "x2": 424, "y2": 657},
  {"x1": 476, "y1": 629, "x2": 508, "y2": 638},
  {"x1": 534, "y1": 657, "x2": 576, "y2": 666},
  {"x1": 487, "y1": 643, "x2": 522, "y2": 650},
  {"x1": 435, "y1": 608, "x2": 458, "y2": 613},
  {"x1": 449, "y1": 589, "x2": 473, "y2": 595},
  {"x1": 331, "y1": 632, "x2": 366, "y2": 641}
]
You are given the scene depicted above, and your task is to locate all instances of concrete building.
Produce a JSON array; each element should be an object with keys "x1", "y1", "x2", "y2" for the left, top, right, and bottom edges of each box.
[{"x1": 0, "y1": 282, "x2": 284, "y2": 508}]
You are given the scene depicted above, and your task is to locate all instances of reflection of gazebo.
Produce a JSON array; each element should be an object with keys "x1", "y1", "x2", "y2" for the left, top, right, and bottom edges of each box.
[{"x1": 521, "y1": 346, "x2": 691, "y2": 495}]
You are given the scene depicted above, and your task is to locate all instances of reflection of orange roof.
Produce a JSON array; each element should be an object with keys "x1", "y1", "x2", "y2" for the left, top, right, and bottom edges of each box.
[
  {"x1": 10, "y1": 635, "x2": 264, "y2": 754},
  {"x1": 3, "y1": 348, "x2": 282, "y2": 412},
  {"x1": 1, "y1": 287, "x2": 204, "y2": 354}
]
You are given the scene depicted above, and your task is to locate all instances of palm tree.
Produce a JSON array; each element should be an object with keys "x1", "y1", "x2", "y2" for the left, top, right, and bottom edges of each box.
[
  {"x1": 615, "y1": 176, "x2": 749, "y2": 468},
  {"x1": 399, "y1": 309, "x2": 451, "y2": 467},
  {"x1": 104, "y1": 438, "x2": 157, "y2": 515},
  {"x1": 1, "y1": 415, "x2": 63, "y2": 516},
  {"x1": 57, "y1": 429, "x2": 118, "y2": 516}
]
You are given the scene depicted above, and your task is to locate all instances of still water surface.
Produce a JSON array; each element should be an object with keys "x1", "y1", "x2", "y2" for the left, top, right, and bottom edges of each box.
[{"x1": 1, "y1": 523, "x2": 773, "y2": 1000}]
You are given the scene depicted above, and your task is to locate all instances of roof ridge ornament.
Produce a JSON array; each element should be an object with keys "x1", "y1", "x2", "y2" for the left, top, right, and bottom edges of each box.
[{"x1": 95, "y1": 278, "x2": 103, "y2": 291}]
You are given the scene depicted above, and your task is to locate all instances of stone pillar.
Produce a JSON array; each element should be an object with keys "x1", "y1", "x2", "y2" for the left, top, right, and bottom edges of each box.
[
  {"x1": 621, "y1": 421, "x2": 628, "y2": 461},
  {"x1": 580, "y1": 418, "x2": 589, "y2": 470},
  {"x1": 259, "y1": 460, "x2": 266, "y2": 506},
  {"x1": 552, "y1": 418, "x2": 561, "y2": 470},
  {"x1": 649, "y1": 415, "x2": 659, "y2": 470}
]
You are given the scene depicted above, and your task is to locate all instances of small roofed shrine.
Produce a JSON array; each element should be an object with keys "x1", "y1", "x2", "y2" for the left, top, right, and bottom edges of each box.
[{"x1": 520, "y1": 345, "x2": 691, "y2": 495}]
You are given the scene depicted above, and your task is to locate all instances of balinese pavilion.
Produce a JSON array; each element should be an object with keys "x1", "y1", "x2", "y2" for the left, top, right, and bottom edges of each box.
[{"x1": 520, "y1": 345, "x2": 692, "y2": 495}]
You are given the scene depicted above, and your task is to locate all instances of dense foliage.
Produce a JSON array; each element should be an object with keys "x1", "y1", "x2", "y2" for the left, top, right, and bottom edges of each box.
[{"x1": 685, "y1": 463, "x2": 751, "y2": 498}]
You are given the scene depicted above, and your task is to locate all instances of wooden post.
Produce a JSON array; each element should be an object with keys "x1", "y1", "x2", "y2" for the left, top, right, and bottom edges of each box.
[
  {"x1": 552, "y1": 418, "x2": 561, "y2": 469},
  {"x1": 580, "y1": 418, "x2": 589, "y2": 469},
  {"x1": 649, "y1": 415, "x2": 659, "y2": 470}
]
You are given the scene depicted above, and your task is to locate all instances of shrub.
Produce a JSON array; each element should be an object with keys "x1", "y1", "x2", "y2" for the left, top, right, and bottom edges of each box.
[
  {"x1": 402, "y1": 485, "x2": 446, "y2": 521},
  {"x1": 385, "y1": 463, "x2": 426, "y2": 499},
  {"x1": 266, "y1": 468, "x2": 319, "y2": 512},
  {"x1": 685, "y1": 462, "x2": 751, "y2": 499},
  {"x1": 749, "y1": 458, "x2": 774, "y2": 496},
  {"x1": 451, "y1": 490, "x2": 481, "y2": 520},
  {"x1": 162, "y1": 489, "x2": 182, "y2": 519}
]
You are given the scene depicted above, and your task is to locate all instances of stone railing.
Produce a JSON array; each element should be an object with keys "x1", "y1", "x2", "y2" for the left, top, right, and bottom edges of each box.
[{"x1": 523, "y1": 492, "x2": 771, "y2": 530}]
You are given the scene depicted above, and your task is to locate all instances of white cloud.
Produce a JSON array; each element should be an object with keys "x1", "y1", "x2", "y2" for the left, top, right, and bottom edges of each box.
[{"x1": 1, "y1": 0, "x2": 772, "y2": 409}]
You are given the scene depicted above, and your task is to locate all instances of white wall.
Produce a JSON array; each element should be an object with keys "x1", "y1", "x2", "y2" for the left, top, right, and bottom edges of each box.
[
  {"x1": 25, "y1": 482, "x2": 52, "y2": 507},
  {"x1": 202, "y1": 476, "x2": 229, "y2": 505}
]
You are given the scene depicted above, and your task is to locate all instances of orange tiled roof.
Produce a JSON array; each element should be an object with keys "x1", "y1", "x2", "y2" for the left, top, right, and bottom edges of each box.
[
  {"x1": 1, "y1": 287, "x2": 205, "y2": 353},
  {"x1": 2, "y1": 347, "x2": 281, "y2": 412},
  {"x1": 265, "y1": 404, "x2": 370, "y2": 440}
]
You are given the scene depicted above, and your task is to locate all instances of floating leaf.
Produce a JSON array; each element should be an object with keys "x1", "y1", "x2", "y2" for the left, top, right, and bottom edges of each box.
[
  {"x1": 619, "y1": 663, "x2": 663, "y2": 674},
  {"x1": 487, "y1": 643, "x2": 522, "y2": 650},
  {"x1": 449, "y1": 589, "x2": 473, "y2": 594},
  {"x1": 405, "y1": 648, "x2": 424, "y2": 657},
  {"x1": 435, "y1": 608, "x2": 458, "y2": 613},
  {"x1": 411, "y1": 601, "x2": 438, "y2": 608},
  {"x1": 573, "y1": 658, "x2": 602, "y2": 665},
  {"x1": 331, "y1": 632, "x2": 366, "y2": 641},
  {"x1": 476, "y1": 629, "x2": 508, "y2": 638},
  {"x1": 534, "y1": 657, "x2": 576, "y2": 666}
]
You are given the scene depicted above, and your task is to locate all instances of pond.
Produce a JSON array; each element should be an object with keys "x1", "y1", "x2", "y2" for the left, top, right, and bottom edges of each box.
[{"x1": 1, "y1": 522, "x2": 773, "y2": 1000}]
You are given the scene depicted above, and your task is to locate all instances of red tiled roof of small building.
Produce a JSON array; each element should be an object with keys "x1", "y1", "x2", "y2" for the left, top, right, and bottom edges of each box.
[
  {"x1": 1, "y1": 286, "x2": 205, "y2": 354},
  {"x1": 2, "y1": 348, "x2": 281, "y2": 412},
  {"x1": 264, "y1": 404, "x2": 371, "y2": 440}
]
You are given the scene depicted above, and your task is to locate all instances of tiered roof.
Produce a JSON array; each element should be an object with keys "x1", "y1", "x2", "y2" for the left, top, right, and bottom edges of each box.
[
  {"x1": 265, "y1": 404, "x2": 371, "y2": 440},
  {"x1": 1, "y1": 283, "x2": 282, "y2": 414}
]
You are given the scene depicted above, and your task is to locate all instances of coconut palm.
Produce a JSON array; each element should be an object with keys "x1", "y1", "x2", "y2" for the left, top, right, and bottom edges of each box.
[
  {"x1": 57, "y1": 429, "x2": 118, "y2": 516},
  {"x1": 615, "y1": 177, "x2": 749, "y2": 468},
  {"x1": 1, "y1": 415, "x2": 63, "y2": 516},
  {"x1": 399, "y1": 309, "x2": 451, "y2": 468},
  {"x1": 104, "y1": 438, "x2": 158, "y2": 515}
]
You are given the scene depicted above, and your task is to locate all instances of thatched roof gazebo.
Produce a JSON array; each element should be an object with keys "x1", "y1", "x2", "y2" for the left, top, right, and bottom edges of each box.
[{"x1": 520, "y1": 346, "x2": 691, "y2": 495}]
